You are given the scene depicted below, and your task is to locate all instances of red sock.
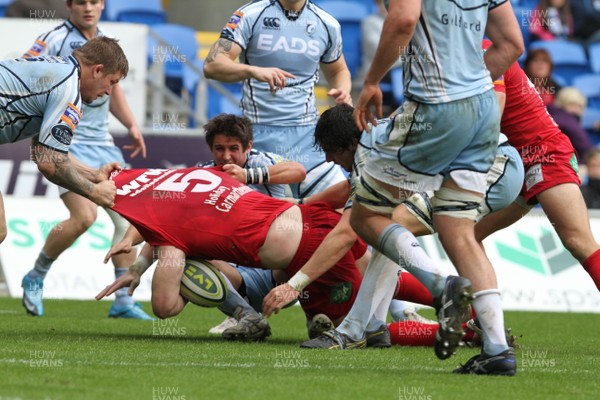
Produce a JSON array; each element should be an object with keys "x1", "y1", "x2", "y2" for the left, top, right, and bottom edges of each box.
[
  {"x1": 583, "y1": 249, "x2": 600, "y2": 290},
  {"x1": 388, "y1": 321, "x2": 437, "y2": 346},
  {"x1": 388, "y1": 322, "x2": 476, "y2": 346},
  {"x1": 393, "y1": 272, "x2": 434, "y2": 307}
]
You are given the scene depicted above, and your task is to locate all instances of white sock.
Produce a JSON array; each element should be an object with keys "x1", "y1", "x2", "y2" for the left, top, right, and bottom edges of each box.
[
  {"x1": 388, "y1": 300, "x2": 413, "y2": 322},
  {"x1": 337, "y1": 250, "x2": 400, "y2": 340},
  {"x1": 472, "y1": 289, "x2": 509, "y2": 355},
  {"x1": 378, "y1": 224, "x2": 446, "y2": 297}
]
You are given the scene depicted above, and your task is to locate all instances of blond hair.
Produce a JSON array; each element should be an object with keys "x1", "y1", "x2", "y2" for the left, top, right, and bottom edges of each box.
[
  {"x1": 555, "y1": 87, "x2": 587, "y2": 109},
  {"x1": 73, "y1": 37, "x2": 129, "y2": 78}
]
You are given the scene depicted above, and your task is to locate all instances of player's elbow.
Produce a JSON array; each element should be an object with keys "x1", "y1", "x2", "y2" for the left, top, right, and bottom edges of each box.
[
  {"x1": 203, "y1": 62, "x2": 219, "y2": 80},
  {"x1": 495, "y1": 33, "x2": 525, "y2": 65},
  {"x1": 290, "y1": 163, "x2": 307, "y2": 183},
  {"x1": 387, "y1": 9, "x2": 419, "y2": 35},
  {"x1": 337, "y1": 225, "x2": 359, "y2": 249}
]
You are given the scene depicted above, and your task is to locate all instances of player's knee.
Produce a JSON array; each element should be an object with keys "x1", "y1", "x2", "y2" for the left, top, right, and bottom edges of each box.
[
  {"x1": 72, "y1": 210, "x2": 97, "y2": 233},
  {"x1": 152, "y1": 302, "x2": 178, "y2": 319},
  {"x1": 432, "y1": 187, "x2": 482, "y2": 221},
  {"x1": 560, "y1": 235, "x2": 587, "y2": 261},
  {"x1": 151, "y1": 294, "x2": 181, "y2": 319}
]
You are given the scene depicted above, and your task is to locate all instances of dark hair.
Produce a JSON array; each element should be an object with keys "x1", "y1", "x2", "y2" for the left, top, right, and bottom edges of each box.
[
  {"x1": 203, "y1": 114, "x2": 253, "y2": 149},
  {"x1": 314, "y1": 104, "x2": 362, "y2": 152},
  {"x1": 524, "y1": 48, "x2": 554, "y2": 74},
  {"x1": 73, "y1": 37, "x2": 128, "y2": 77}
]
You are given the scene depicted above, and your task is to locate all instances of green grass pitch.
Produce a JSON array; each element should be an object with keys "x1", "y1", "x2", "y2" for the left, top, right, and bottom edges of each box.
[{"x1": 1, "y1": 297, "x2": 599, "y2": 400}]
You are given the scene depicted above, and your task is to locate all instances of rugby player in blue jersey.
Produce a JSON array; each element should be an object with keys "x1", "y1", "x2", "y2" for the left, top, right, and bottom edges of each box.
[
  {"x1": 0, "y1": 36, "x2": 127, "y2": 248},
  {"x1": 20, "y1": 0, "x2": 151, "y2": 320},
  {"x1": 204, "y1": 0, "x2": 352, "y2": 198}
]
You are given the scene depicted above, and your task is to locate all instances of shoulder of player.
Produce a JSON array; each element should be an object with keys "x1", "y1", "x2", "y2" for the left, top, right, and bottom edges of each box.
[
  {"x1": 234, "y1": 0, "x2": 271, "y2": 22},
  {"x1": 95, "y1": 23, "x2": 116, "y2": 39},
  {"x1": 38, "y1": 21, "x2": 71, "y2": 41},
  {"x1": 305, "y1": 2, "x2": 341, "y2": 29},
  {"x1": 36, "y1": 21, "x2": 72, "y2": 49},
  {"x1": 247, "y1": 149, "x2": 283, "y2": 166}
]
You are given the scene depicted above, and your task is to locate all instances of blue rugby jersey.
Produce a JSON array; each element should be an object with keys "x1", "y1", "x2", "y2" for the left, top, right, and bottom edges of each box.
[
  {"x1": 25, "y1": 20, "x2": 113, "y2": 145},
  {"x1": 221, "y1": 0, "x2": 343, "y2": 125},
  {"x1": 401, "y1": 0, "x2": 507, "y2": 103},
  {"x1": 0, "y1": 55, "x2": 82, "y2": 152}
]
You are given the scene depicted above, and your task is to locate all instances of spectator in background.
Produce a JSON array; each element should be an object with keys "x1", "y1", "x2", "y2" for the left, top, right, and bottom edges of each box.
[
  {"x1": 356, "y1": 0, "x2": 401, "y2": 111},
  {"x1": 570, "y1": 0, "x2": 600, "y2": 44},
  {"x1": 547, "y1": 87, "x2": 595, "y2": 162},
  {"x1": 529, "y1": 0, "x2": 574, "y2": 42},
  {"x1": 6, "y1": 0, "x2": 69, "y2": 18},
  {"x1": 524, "y1": 48, "x2": 561, "y2": 105},
  {"x1": 582, "y1": 148, "x2": 600, "y2": 208}
]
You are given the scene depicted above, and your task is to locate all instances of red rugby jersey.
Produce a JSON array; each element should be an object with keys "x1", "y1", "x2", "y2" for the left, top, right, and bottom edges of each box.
[
  {"x1": 111, "y1": 167, "x2": 293, "y2": 267},
  {"x1": 482, "y1": 39, "x2": 562, "y2": 151}
]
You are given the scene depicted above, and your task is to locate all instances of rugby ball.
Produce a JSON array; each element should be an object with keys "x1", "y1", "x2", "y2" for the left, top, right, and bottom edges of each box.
[{"x1": 180, "y1": 259, "x2": 228, "y2": 307}]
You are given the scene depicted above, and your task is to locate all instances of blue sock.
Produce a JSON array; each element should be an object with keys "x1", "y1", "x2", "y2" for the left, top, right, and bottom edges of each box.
[
  {"x1": 378, "y1": 224, "x2": 446, "y2": 298},
  {"x1": 113, "y1": 268, "x2": 134, "y2": 307},
  {"x1": 218, "y1": 274, "x2": 255, "y2": 317},
  {"x1": 28, "y1": 250, "x2": 54, "y2": 280}
]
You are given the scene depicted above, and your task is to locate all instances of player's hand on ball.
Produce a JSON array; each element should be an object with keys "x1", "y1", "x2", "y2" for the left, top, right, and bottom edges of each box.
[
  {"x1": 95, "y1": 270, "x2": 141, "y2": 300},
  {"x1": 262, "y1": 283, "x2": 299, "y2": 317}
]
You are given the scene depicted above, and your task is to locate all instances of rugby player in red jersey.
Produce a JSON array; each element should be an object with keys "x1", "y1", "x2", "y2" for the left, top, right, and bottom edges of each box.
[
  {"x1": 479, "y1": 40, "x2": 600, "y2": 291},
  {"x1": 96, "y1": 167, "x2": 367, "y2": 335}
]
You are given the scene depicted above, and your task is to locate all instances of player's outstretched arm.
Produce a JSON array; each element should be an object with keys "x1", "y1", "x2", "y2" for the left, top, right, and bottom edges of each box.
[
  {"x1": 299, "y1": 180, "x2": 351, "y2": 210},
  {"x1": 104, "y1": 225, "x2": 144, "y2": 263},
  {"x1": 222, "y1": 161, "x2": 306, "y2": 185},
  {"x1": 32, "y1": 140, "x2": 116, "y2": 207},
  {"x1": 110, "y1": 84, "x2": 147, "y2": 159},
  {"x1": 321, "y1": 56, "x2": 352, "y2": 106},
  {"x1": 484, "y1": 1, "x2": 524, "y2": 80},
  {"x1": 96, "y1": 244, "x2": 155, "y2": 300},
  {"x1": 263, "y1": 208, "x2": 357, "y2": 317},
  {"x1": 203, "y1": 38, "x2": 296, "y2": 92},
  {"x1": 95, "y1": 268, "x2": 140, "y2": 300},
  {"x1": 354, "y1": 0, "x2": 420, "y2": 131}
]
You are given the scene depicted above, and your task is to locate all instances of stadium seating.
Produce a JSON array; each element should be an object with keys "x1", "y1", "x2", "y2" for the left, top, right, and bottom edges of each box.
[
  {"x1": 315, "y1": 1, "x2": 369, "y2": 78},
  {"x1": 583, "y1": 106, "x2": 600, "y2": 144},
  {"x1": 182, "y1": 60, "x2": 242, "y2": 126},
  {"x1": 529, "y1": 40, "x2": 591, "y2": 85},
  {"x1": 206, "y1": 82, "x2": 243, "y2": 120},
  {"x1": 583, "y1": 106, "x2": 600, "y2": 129},
  {"x1": 573, "y1": 73, "x2": 600, "y2": 109},
  {"x1": 148, "y1": 23, "x2": 198, "y2": 94},
  {"x1": 196, "y1": 31, "x2": 220, "y2": 60},
  {"x1": 0, "y1": 0, "x2": 12, "y2": 17},
  {"x1": 589, "y1": 42, "x2": 600, "y2": 74},
  {"x1": 104, "y1": 0, "x2": 166, "y2": 25}
]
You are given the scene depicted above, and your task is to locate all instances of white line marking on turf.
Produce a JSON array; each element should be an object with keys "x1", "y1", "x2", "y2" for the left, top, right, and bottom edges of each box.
[{"x1": 0, "y1": 358, "x2": 257, "y2": 368}]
